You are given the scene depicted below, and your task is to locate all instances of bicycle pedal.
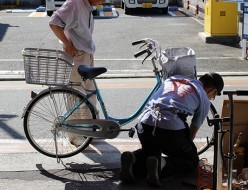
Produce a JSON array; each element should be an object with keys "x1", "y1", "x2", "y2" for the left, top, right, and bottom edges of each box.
[{"x1": 129, "y1": 127, "x2": 135, "y2": 138}]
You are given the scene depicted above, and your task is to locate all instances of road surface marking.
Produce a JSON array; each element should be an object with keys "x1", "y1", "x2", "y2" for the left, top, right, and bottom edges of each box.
[
  {"x1": 168, "y1": 11, "x2": 186, "y2": 17},
  {"x1": 28, "y1": 12, "x2": 47, "y2": 17},
  {"x1": 0, "y1": 139, "x2": 212, "y2": 154},
  {"x1": 0, "y1": 139, "x2": 141, "y2": 154},
  {"x1": 0, "y1": 56, "x2": 243, "y2": 62}
]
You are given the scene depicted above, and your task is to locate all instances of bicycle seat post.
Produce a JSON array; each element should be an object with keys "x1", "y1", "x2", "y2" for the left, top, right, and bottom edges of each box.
[{"x1": 92, "y1": 78, "x2": 98, "y2": 90}]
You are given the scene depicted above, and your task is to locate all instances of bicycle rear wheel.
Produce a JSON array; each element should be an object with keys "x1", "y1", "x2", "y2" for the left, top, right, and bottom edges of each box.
[
  {"x1": 23, "y1": 87, "x2": 97, "y2": 158},
  {"x1": 194, "y1": 103, "x2": 217, "y2": 155}
]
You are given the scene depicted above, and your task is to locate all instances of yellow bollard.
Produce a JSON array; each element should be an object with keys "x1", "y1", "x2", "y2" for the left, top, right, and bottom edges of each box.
[
  {"x1": 199, "y1": 0, "x2": 240, "y2": 45},
  {"x1": 205, "y1": 0, "x2": 238, "y2": 36}
]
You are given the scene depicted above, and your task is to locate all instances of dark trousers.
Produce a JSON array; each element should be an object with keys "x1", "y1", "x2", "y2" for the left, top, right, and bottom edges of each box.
[{"x1": 132, "y1": 123, "x2": 199, "y2": 179}]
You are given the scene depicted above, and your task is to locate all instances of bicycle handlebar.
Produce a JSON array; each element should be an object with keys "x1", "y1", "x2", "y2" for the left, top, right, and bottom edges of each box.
[
  {"x1": 131, "y1": 38, "x2": 160, "y2": 60},
  {"x1": 134, "y1": 49, "x2": 148, "y2": 58},
  {"x1": 132, "y1": 40, "x2": 144, "y2": 46}
]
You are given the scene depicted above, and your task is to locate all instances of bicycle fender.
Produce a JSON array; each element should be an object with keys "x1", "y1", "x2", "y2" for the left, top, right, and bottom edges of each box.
[
  {"x1": 21, "y1": 86, "x2": 98, "y2": 119},
  {"x1": 21, "y1": 89, "x2": 48, "y2": 119}
]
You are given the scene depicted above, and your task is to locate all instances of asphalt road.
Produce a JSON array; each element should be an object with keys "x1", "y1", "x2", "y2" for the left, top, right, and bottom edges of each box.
[
  {"x1": 1, "y1": 7, "x2": 248, "y2": 190},
  {"x1": 0, "y1": 7, "x2": 248, "y2": 76}
]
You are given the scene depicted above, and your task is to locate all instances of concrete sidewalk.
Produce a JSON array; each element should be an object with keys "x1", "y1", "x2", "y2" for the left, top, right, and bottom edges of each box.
[{"x1": 0, "y1": 139, "x2": 214, "y2": 190}]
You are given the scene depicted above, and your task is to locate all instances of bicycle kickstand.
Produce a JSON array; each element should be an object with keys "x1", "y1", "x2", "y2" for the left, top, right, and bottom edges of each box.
[{"x1": 52, "y1": 128, "x2": 61, "y2": 163}]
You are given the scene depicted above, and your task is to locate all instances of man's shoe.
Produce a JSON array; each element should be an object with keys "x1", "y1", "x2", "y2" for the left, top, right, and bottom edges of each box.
[
  {"x1": 146, "y1": 156, "x2": 161, "y2": 187},
  {"x1": 119, "y1": 151, "x2": 135, "y2": 183}
]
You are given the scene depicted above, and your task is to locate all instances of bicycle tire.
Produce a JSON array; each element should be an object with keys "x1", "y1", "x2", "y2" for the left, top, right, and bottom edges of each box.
[
  {"x1": 23, "y1": 87, "x2": 97, "y2": 158},
  {"x1": 195, "y1": 103, "x2": 217, "y2": 155}
]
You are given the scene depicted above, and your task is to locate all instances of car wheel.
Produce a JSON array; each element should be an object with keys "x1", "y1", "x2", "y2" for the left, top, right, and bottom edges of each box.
[
  {"x1": 124, "y1": 5, "x2": 132, "y2": 15},
  {"x1": 162, "y1": 7, "x2": 168, "y2": 14},
  {"x1": 47, "y1": 10, "x2": 54, "y2": 17}
]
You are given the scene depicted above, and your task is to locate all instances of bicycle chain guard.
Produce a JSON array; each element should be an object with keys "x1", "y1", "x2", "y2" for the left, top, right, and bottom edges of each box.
[{"x1": 61, "y1": 119, "x2": 121, "y2": 139}]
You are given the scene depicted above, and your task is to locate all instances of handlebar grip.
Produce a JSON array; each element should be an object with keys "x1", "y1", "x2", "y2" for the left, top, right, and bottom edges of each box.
[
  {"x1": 134, "y1": 49, "x2": 147, "y2": 58},
  {"x1": 132, "y1": 40, "x2": 144, "y2": 46}
]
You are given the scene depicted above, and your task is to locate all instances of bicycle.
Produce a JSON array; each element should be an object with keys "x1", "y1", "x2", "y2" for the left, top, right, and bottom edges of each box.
[{"x1": 22, "y1": 38, "x2": 217, "y2": 160}]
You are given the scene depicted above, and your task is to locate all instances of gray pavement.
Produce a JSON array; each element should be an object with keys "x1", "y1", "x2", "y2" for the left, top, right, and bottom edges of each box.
[
  {"x1": 0, "y1": 70, "x2": 245, "y2": 190},
  {"x1": 1, "y1": 7, "x2": 248, "y2": 190},
  {"x1": 0, "y1": 139, "x2": 213, "y2": 190},
  {"x1": 1, "y1": 7, "x2": 248, "y2": 76},
  {"x1": 0, "y1": 69, "x2": 245, "y2": 190}
]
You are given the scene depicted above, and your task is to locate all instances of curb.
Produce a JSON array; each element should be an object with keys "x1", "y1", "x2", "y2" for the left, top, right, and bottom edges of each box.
[{"x1": 1, "y1": 71, "x2": 248, "y2": 81}]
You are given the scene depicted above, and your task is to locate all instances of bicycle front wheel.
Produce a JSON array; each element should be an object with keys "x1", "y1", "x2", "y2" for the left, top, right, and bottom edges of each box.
[
  {"x1": 195, "y1": 103, "x2": 217, "y2": 155},
  {"x1": 23, "y1": 87, "x2": 97, "y2": 158}
]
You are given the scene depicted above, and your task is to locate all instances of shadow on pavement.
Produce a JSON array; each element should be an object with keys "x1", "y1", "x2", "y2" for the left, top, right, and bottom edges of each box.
[
  {"x1": 36, "y1": 163, "x2": 197, "y2": 189},
  {"x1": 34, "y1": 140, "x2": 198, "y2": 189},
  {"x1": 0, "y1": 23, "x2": 19, "y2": 41},
  {"x1": 35, "y1": 140, "x2": 121, "y2": 189},
  {"x1": 36, "y1": 163, "x2": 119, "y2": 189},
  {"x1": 0, "y1": 114, "x2": 25, "y2": 139}
]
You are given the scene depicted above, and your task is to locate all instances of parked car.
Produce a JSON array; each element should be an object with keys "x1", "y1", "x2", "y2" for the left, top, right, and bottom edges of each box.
[
  {"x1": 46, "y1": 0, "x2": 65, "y2": 16},
  {"x1": 121, "y1": 0, "x2": 169, "y2": 15}
]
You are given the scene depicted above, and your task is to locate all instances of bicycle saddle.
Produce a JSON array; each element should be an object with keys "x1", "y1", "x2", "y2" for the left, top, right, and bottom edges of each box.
[{"x1": 77, "y1": 65, "x2": 107, "y2": 79}]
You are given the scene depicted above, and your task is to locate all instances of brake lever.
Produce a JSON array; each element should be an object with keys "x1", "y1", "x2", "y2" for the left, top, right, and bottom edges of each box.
[
  {"x1": 142, "y1": 51, "x2": 152, "y2": 64},
  {"x1": 139, "y1": 43, "x2": 147, "y2": 49}
]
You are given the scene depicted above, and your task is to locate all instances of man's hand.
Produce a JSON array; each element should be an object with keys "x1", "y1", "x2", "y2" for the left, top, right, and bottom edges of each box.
[
  {"x1": 49, "y1": 24, "x2": 77, "y2": 57},
  {"x1": 64, "y1": 43, "x2": 78, "y2": 58}
]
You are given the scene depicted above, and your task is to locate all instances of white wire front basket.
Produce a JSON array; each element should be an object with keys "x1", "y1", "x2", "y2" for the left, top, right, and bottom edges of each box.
[{"x1": 22, "y1": 48, "x2": 73, "y2": 86}]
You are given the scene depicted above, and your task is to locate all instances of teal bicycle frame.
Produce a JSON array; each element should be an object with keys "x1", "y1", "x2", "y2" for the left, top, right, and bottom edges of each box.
[
  {"x1": 95, "y1": 72, "x2": 162, "y2": 126},
  {"x1": 77, "y1": 59, "x2": 162, "y2": 127}
]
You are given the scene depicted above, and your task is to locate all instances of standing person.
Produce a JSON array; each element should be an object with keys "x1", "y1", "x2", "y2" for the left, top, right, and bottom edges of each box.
[
  {"x1": 119, "y1": 73, "x2": 224, "y2": 186},
  {"x1": 49, "y1": 0, "x2": 105, "y2": 145}
]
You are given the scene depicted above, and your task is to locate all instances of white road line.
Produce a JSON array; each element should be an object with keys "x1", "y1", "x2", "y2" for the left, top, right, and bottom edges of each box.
[
  {"x1": 1, "y1": 70, "x2": 248, "y2": 78},
  {"x1": 0, "y1": 56, "x2": 243, "y2": 62},
  {"x1": 191, "y1": 17, "x2": 204, "y2": 26},
  {"x1": 0, "y1": 139, "x2": 213, "y2": 154},
  {"x1": 168, "y1": 11, "x2": 177, "y2": 17},
  {"x1": 0, "y1": 59, "x2": 23, "y2": 61},
  {"x1": 28, "y1": 12, "x2": 38, "y2": 17},
  {"x1": 28, "y1": 12, "x2": 47, "y2": 17},
  {"x1": 0, "y1": 139, "x2": 141, "y2": 154}
]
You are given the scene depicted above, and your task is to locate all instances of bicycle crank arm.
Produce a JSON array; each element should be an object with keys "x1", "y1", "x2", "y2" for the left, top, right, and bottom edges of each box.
[{"x1": 61, "y1": 119, "x2": 120, "y2": 139}]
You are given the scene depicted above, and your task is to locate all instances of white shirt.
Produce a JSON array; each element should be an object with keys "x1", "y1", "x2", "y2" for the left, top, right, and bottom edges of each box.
[{"x1": 49, "y1": 0, "x2": 95, "y2": 54}]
